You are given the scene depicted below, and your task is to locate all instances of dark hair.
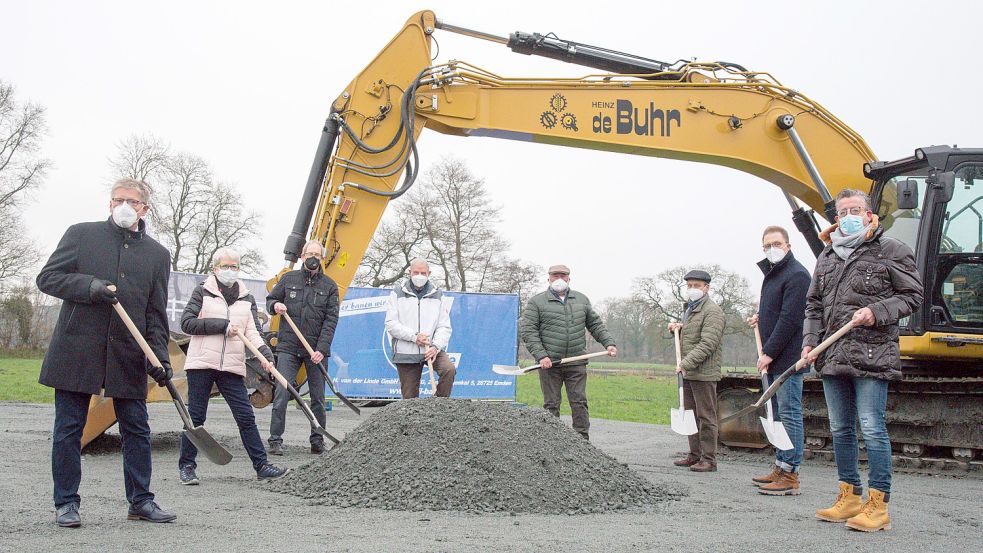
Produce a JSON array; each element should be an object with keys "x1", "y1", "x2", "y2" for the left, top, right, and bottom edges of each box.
[
  {"x1": 761, "y1": 225, "x2": 789, "y2": 243},
  {"x1": 835, "y1": 188, "x2": 871, "y2": 211}
]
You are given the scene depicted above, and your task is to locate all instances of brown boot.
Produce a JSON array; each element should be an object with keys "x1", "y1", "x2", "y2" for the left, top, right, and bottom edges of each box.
[
  {"x1": 673, "y1": 455, "x2": 700, "y2": 467},
  {"x1": 752, "y1": 465, "x2": 782, "y2": 487},
  {"x1": 816, "y1": 482, "x2": 863, "y2": 522},
  {"x1": 758, "y1": 470, "x2": 801, "y2": 496},
  {"x1": 689, "y1": 460, "x2": 717, "y2": 472},
  {"x1": 845, "y1": 489, "x2": 892, "y2": 532}
]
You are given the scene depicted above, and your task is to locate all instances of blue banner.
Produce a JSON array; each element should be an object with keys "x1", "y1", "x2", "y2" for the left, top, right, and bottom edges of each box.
[{"x1": 328, "y1": 287, "x2": 519, "y2": 400}]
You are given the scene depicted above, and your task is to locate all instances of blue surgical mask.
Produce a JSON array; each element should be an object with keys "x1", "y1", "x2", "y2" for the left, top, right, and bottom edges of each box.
[{"x1": 839, "y1": 214, "x2": 865, "y2": 235}]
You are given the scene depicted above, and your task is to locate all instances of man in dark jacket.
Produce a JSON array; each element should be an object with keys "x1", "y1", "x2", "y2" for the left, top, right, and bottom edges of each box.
[
  {"x1": 266, "y1": 239, "x2": 340, "y2": 455},
  {"x1": 748, "y1": 226, "x2": 812, "y2": 495},
  {"x1": 36, "y1": 179, "x2": 176, "y2": 527},
  {"x1": 804, "y1": 189, "x2": 922, "y2": 532},
  {"x1": 519, "y1": 264, "x2": 617, "y2": 440}
]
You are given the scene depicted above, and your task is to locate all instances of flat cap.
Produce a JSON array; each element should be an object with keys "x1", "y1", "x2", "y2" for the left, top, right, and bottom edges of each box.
[
  {"x1": 547, "y1": 264, "x2": 571, "y2": 275},
  {"x1": 683, "y1": 269, "x2": 712, "y2": 283}
]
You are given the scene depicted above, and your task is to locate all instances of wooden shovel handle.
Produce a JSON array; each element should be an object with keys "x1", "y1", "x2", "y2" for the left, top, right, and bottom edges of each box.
[
  {"x1": 234, "y1": 329, "x2": 291, "y2": 390},
  {"x1": 557, "y1": 351, "x2": 612, "y2": 365},
  {"x1": 108, "y1": 291, "x2": 162, "y2": 368},
  {"x1": 281, "y1": 312, "x2": 319, "y2": 358},
  {"x1": 753, "y1": 325, "x2": 764, "y2": 358},
  {"x1": 672, "y1": 327, "x2": 682, "y2": 366}
]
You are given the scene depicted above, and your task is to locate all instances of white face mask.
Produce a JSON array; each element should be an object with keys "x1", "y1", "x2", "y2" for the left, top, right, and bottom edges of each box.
[
  {"x1": 216, "y1": 269, "x2": 239, "y2": 286},
  {"x1": 686, "y1": 288, "x2": 705, "y2": 302},
  {"x1": 549, "y1": 278, "x2": 569, "y2": 293},
  {"x1": 410, "y1": 274, "x2": 429, "y2": 288},
  {"x1": 112, "y1": 202, "x2": 139, "y2": 229},
  {"x1": 765, "y1": 247, "x2": 787, "y2": 264}
]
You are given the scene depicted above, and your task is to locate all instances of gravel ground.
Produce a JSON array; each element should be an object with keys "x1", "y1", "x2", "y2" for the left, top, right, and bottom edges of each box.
[{"x1": 1, "y1": 400, "x2": 980, "y2": 552}]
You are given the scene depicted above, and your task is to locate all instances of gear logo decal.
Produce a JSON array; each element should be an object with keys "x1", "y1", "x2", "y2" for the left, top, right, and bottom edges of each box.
[{"x1": 539, "y1": 94, "x2": 577, "y2": 132}]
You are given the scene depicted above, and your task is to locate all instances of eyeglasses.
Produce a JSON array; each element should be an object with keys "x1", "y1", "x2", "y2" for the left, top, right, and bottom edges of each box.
[
  {"x1": 218, "y1": 264, "x2": 240, "y2": 271},
  {"x1": 837, "y1": 206, "x2": 867, "y2": 217},
  {"x1": 300, "y1": 252, "x2": 323, "y2": 260},
  {"x1": 762, "y1": 241, "x2": 787, "y2": 251},
  {"x1": 111, "y1": 197, "x2": 146, "y2": 208}
]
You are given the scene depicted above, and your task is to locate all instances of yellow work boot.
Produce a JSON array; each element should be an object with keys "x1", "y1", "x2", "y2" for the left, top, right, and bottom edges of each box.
[
  {"x1": 815, "y1": 482, "x2": 863, "y2": 522},
  {"x1": 758, "y1": 470, "x2": 800, "y2": 496},
  {"x1": 846, "y1": 489, "x2": 892, "y2": 532},
  {"x1": 752, "y1": 465, "x2": 782, "y2": 487}
]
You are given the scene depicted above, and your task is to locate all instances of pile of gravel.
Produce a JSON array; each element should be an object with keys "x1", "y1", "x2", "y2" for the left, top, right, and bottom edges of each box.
[{"x1": 268, "y1": 398, "x2": 685, "y2": 514}]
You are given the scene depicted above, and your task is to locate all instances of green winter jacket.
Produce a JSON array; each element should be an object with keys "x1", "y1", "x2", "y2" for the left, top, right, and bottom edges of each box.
[
  {"x1": 679, "y1": 297, "x2": 725, "y2": 381},
  {"x1": 520, "y1": 289, "x2": 615, "y2": 363}
]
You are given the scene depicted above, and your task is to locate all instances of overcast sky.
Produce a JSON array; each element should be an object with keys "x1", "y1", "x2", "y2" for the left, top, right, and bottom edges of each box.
[{"x1": 3, "y1": 0, "x2": 980, "y2": 303}]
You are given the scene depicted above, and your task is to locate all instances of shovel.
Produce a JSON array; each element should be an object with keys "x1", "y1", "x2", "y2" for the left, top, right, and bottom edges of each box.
[
  {"x1": 426, "y1": 357, "x2": 438, "y2": 395},
  {"x1": 754, "y1": 327, "x2": 793, "y2": 451},
  {"x1": 235, "y1": 329, "x2": 340, "y2": 445},
  {"x1": 721, "y1": 320, "x2": 856, "y2": 423},
  {"x1": 492, "y1": 351, "x2": 611, "y2": 376},
  {"x1": 280, "y1": 313, "x2": 360, "y2": 415},
  {"x1": 669, "y1": 327, "x2": 698, "y2": 436},
  {"x1": 109, "y1": 293, "x2": 232, "y2": 465}
]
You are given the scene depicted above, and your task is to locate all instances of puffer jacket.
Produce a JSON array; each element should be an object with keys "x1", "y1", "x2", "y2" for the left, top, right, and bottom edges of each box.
[
  {"x1": 519, "y1": 288, "x2": 615, "y2": 363},
  {"x1": 678, "y1": 297, "x2": 725, "y2": 381},
  {"x1": 181, "y1": 275, "x2": 273, "y2": 376},
  {"x1": 803, "y1": 219, "x2": 922, "y2": 381},
  {"x1": 384, "y1": 279, "x2": 452, "y2": 364}
]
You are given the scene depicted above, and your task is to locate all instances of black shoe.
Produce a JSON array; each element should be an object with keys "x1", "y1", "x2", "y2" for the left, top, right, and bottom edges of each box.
[
  {"x1": 311, "y1": 442, "x2": 324, "y2": 454},
  {"x1": 257, "y1": 463, "x2": 291, "y2": 481},
  {"x1": 55, "y1": 503, "x2": 81, "y2": 528},
  {"x1": 127, "y1": 500, "x2": 177, "y2": 523},
  {"x1": 268, "y1": 442, "x2": 284, "y2": 456},
  {"x1": 179, "y1": 465, "x2": 199, "y2": 486}
]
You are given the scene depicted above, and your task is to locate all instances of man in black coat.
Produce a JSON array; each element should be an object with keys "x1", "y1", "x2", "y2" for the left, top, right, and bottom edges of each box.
[
  {"x1": 266, "y1": 239, "x2": 340, "y2": 455},
  {"x1": 36, "y1": 179, "x2": 176, "y2": 527},
  {"x1": 748, "y1": 225, "x2": 812, "y2": 496}
]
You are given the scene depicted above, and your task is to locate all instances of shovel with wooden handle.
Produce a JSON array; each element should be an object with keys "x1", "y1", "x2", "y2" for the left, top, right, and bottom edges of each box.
[
  {"x1": 492, "y1": 351, "x2": 611, "y2": 376},
  {"x1": 754, "y1": 326, "x2": 793, "y2": 451},
  {"x1": 669, "y1": 327, "x2": 698, "y2": 436},
  {"x1": 721, "y1": 320, "x2": 856, "y2": 423},
  {"x1": 108, "y1": 290, "x2": 232, "y2": 465},
  {"x1": 235, "y1": 329, "x2": 340, "y2": 445},
  {"x1": 280, "y1": 312, "x2": 360, "y2": 415}
]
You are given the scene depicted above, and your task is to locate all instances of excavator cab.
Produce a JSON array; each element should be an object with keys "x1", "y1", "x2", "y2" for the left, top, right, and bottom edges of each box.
[{"x1": 868, "y1": 146, "x2": 983, "y2": 362}]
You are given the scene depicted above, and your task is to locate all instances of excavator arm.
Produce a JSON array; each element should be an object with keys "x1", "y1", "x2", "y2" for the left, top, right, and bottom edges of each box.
[{"x1": 280, "y1": 10, "x2": 877, "y2": 305}]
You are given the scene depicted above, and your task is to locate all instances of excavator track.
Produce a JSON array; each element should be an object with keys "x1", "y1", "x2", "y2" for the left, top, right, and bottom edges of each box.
[{"x1": 718, "y1": 371, "x2": 983, "y2": 475}]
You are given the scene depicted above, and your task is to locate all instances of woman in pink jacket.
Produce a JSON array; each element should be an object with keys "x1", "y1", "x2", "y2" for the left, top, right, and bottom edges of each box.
[{"x1": 177, "y1": 247, "x2": 289, "y2": 485}]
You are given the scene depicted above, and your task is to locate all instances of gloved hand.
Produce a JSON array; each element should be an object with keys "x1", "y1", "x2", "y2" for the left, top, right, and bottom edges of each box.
[
  {"x1": 146, "y1": 359, "x2": 173, "y2": 387},
  {"x1": 89, "y1": 279, "x2": 118, "y2": 304}
]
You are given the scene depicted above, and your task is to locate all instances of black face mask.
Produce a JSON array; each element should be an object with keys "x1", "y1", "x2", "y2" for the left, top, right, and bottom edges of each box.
[{"x1": 304, "y1": 257, "x2": 321, "y2": 272}]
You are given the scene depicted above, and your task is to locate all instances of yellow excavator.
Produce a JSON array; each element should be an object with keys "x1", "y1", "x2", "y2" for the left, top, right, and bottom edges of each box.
[{"x1": 84, "y1": 10, "x2": 983, "y2": 468}]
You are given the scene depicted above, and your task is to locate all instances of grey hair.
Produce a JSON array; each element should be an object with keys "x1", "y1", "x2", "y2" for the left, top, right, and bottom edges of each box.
[
  {"x1": 111, "y1": 178, "x2": 153, "y2": 204},
  {"x1": 408, "y1": 258, "x2": 430, "y2": 272},
  {"x1": 211, "y1": 247, "x2": 241, "y2": 268},
  {"x1": 835, "y1": 188, "x2": 872, "y2": 211},
  {"x1": 303, "y1": 239, "x2": 327, "y2": 256}
]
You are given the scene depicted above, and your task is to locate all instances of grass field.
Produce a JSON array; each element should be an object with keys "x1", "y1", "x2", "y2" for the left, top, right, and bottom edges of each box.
[
  {"x1": 0, "y1": 357, "x2": 685, "y2": 425},
  {"x1": 0, "y1": 358, "x2": 53, "y2": 403}
]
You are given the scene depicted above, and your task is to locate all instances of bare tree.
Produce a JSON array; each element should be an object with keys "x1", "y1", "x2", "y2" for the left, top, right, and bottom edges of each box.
[
  {"x1": 353, "y1": 207, "x2": 428, "y2": 287},
  {"x1": 109, "y1": 136, "x2": 265, "y2": 275},
  {"x1": 598, "y1": 296, "x2": 658, "y2": 361},
  {"x1": 413, "y1": 157, "x2": 505, "y2": 292},
  {"x1": 0, "y1": 81, "x2": 49, "y2": 289},
  {"x1": 108, "y1": 134, "x2": 170, "y2": 183}
]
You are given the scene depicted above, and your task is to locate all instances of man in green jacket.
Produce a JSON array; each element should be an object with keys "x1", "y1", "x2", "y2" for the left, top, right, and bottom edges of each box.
[
  {"x1": 668, "y1": 269, "x2": 725, "y2": 472},
  {"x1": 520, "y1": 264, "x2": 617, "y2": 440}
]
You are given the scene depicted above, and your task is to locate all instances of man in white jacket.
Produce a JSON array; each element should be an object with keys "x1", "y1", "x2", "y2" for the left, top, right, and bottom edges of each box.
[{"x1": 384, "y1": 259, "x2": 455, "y2": 398}]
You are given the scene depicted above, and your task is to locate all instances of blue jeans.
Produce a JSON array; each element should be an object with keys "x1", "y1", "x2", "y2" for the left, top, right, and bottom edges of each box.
[
  {"x1": 822, "y1": 375, "x2": 892, "y2": 495},
  {"x1": 178, "y1": 369, "x2": 268, "y2": 472},
  {"x1": 268, "y1": 352, "x2": 326, "y2": 446},
  {"x1": 769, "y1": 371, "x2": 804, "y2": 472},
  {"x1": 52, "y1": 389, "x2": 154, "y2": 508}
]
